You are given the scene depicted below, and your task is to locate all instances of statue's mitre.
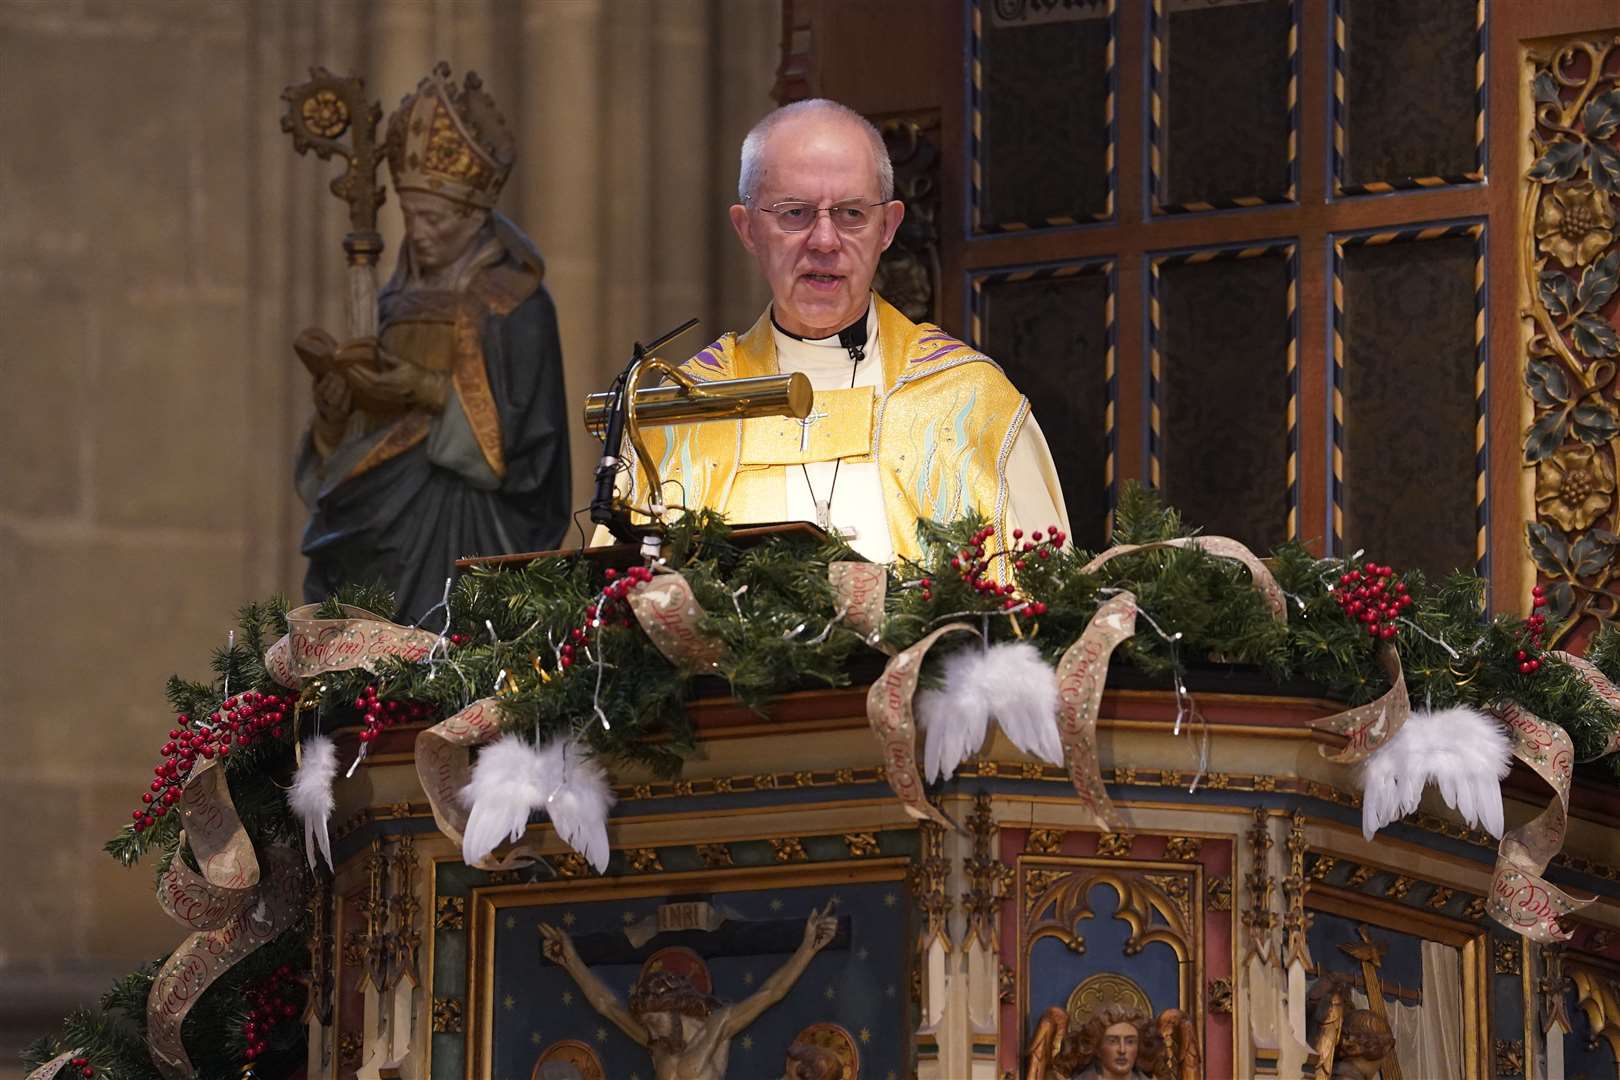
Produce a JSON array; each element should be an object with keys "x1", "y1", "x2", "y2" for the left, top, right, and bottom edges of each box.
[{"x1": 384, "y1": 61, "x2": 514, "y2": 209}]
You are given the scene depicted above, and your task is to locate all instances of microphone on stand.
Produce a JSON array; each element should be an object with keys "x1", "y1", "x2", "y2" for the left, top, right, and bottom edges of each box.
[{"x1": 590, "y1": 318, "x2": 701, "y2": 542}]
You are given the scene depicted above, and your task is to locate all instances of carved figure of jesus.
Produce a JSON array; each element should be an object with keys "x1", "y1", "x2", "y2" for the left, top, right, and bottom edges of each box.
[{"x1": 538, "y1": 903, "x2": 838, "y2": 1080}]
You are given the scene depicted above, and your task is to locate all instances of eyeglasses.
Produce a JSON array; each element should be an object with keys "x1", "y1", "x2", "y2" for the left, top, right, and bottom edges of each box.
[{"x1": 751, "y1": 199, "x2": 886, "y2": 233}]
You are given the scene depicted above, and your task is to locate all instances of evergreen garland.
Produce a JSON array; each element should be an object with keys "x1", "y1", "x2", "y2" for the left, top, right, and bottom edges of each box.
[{"x1": 25, "y1": 485, "x2": 1620, "y2": 1079}]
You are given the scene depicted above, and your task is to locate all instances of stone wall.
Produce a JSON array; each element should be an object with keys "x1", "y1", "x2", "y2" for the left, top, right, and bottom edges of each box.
[{"x1": 0, "y1": 0, "x2": 776, "y2": 1069}]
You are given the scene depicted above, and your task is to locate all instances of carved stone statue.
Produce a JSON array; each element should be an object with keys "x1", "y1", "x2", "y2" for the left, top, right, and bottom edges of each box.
[
  {"x1": 292, "y1": 63, "x2": 570, "y2": 622},
  {"x1": 1027, "y1": 1004, "x2": 1200, "y2": 1080},
  {"x1": 537, "y1": 903, "x2": 838, "y2": 1080}
]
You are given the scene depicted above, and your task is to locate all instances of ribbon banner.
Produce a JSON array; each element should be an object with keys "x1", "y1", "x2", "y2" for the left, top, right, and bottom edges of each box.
[
  {"x1": 147, "y1": 847, "x2": 304, "y2": 1080},
  {"x1": 264, "y1": 603, "x2": 440, "y2": 689},
  {"x1": 1080, "y1": 535, "x2": 1288, "y2": 624},
  {"x1": 627, "y1": 571, "x2": 727, "y2": 669},
  {"x1": 414, "y1": 697, "x2": 540, "y2": 871},
  {"x1": 25, "y1": 1050, "x2": 85, "y2": 1080},
  {"x1": 1487, "y1": 703, "x2": 1596, "y2": 942},
  {"x1": 1551, "y1": 651, "x2": 1620, "y2": 758},
  {"x1": 1307, "y1": 644, "x2": 1409, "y2": 764},
  {"x1": 866, "y1": 623, "x2": 976, "y2": 832},
  {"x1": 1056, "y1": 592, "x2": 1138, "y2": 830},
  {"x1": 155, "y1": 760, "x2": 260, "y2": 932},
  {"x1": 829, "y1": 560, "x2": 890, "y2": 651}
]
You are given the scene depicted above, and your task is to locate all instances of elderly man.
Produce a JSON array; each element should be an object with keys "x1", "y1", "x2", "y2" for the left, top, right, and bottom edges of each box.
[{"x1": 616, "y1": 98, "x2": 1067, "y2": 570}]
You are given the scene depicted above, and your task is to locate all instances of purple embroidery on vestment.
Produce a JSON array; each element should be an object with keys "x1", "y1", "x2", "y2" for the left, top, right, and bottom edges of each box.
[{"x1": 909, "y1": 341, "x2": 962, "y2": 366}]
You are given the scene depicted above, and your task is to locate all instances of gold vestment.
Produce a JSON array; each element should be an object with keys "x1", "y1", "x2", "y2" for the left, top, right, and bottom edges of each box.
[{"x1": 625, "y1": 294, "x2": 1033, "y2": 569}]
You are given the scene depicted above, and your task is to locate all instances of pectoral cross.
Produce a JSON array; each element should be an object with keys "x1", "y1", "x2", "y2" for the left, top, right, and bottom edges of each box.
[
  {"x1": 796, "y1": 405, "x2": 830, "y2": 452},
  {"x1": 810, "y1": 493, "x2": 857, "y2": 542}
]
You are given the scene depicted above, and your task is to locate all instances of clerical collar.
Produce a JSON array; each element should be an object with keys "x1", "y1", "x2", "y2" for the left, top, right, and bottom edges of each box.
[{"x1": 771, "y1": 301, "x2": 875, "y2": 365}]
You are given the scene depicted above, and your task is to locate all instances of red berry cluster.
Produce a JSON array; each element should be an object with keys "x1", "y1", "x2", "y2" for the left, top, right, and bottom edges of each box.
[
  {"x1": 1517, "y1": 584, "x2": 1550, "y2": 675},
  {"x1": 1332, "y1": 562, "x2": 1412, "y2": 641},
  {"x1": 241, "y1": 964, "x2": 303, "y2": 1062},
  {"x1": 133, "y1": 691, "x2": 292, "y2": 832},
  {"x1": 943, "y1": 525, "x2": 1059, "y2": 614},
  {"x1": 66, "y1": 1057, "x2": 93, "y2": 1078},
  {"x1": 561, "y1": 566, "x2": 654, "y2": 669},
  {"x1": 353, "y1": 684, "x2": 436, "y2": 744}
]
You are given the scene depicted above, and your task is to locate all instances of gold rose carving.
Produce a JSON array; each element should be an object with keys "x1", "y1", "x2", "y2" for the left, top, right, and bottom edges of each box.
[
  {"x1": 434, "y1": 895, "x2": 465, "y2": 931},
  {"x1": 431, "y1": 996, "x2": 464, "y2": 1034},
  {"x1": 1524, "y1": 38, "x2": 1620, "y2": 643}
]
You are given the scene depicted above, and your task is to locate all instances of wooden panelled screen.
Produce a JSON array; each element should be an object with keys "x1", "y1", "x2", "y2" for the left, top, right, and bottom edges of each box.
[
  {"x1": 788, "y1": 0, "x2": 1620, "y2": 634},
  {"x1": 963, "y1": 0, "x2": 1492, "y2": 581}
]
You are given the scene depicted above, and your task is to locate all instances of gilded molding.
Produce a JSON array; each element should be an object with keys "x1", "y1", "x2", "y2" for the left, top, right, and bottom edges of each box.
[
  {"x1": 326, "y1": 768, "x2": 1620, "y2": 885},
  {"x1": 1346, "y1": 864, "x2": 1378, "y2": 889},
  {"x1": 1538, "y1": 944, "x2": 1572, "y2": 1038},
  {"x1": 1493, "y1": 1039, "x2": 1524, "y2": 1075},
  {"x1": 551, "y1": 853, "x2": 589, "y2": 879},
  {"x1": 1021, "y1": 862, "x2": 1197, "y2": 1013},
  {"x1": 771, "y1": 837, "x2": 809, "y2": 863},
  {"x1": 434, "y1": 895, "x2": 465, "y2": 932},
  {"x1": 1097, "y1": 832, "x2": 1134, "y2": 858},
  {"x1": 843, "y1": 832, "x2": 880, "y2": 857},
  {"x1": 1307, "y1": 854, "x2": 1338, "y2": 882},
  {"x1": 1027, "y1": 828, "x2": 1066, "y2": 855},
  {"x1": 342, "y1": 931, "x2": 364, "y2": 969},
  {"x1": 1386, "y1": 875, "x2": 1415, "y2": 901},
  {"x1": 911, "y1": 822, "x2": 951, "y2": 954},
  {"x1": 349, "y1": 834, "x2": 421, "y2": 989},
  {"x1": 628, "y1": 848, "x2": 663, "y2": 873},
  {"x1": 389, "y1": 834, "x2": 421, "y2": 986},
  {"x1": 1144, "y1": 872, "x2": 1194, "y2": 927},
  {"x1": 338, "y1": 1033, "x2": 361, "y2": 1067},
  {"x1": 964, "y1": 792, "x2": 1015, "y2": 948},
  {"x1": 1024, "y1": 867, "x2": 1071, "y2": 914},
  {"x1": 1494, "y1": 938, "x2": 1522, "y2": 976},
  {"x1": 1282, "y1": 812, "x2": 1310, "y2": 970},
  {"x1": 1209, "y1": 977, "x2": 1234, "y2": 1014},
  {"x1": 697, "y1": 843, "x2": 734, "y2": 867},
  {"x1": 1522, "y1": 36, "x2": 1620, "y2": 644},
  {"x1": 1207, "y1": 875, "x2": 1233, "y2": 912},
  {"x1": 1427, "y1": 886, "x2": 1455, "y2": 911},
  {"x1": 431, "y1": 996, "x2": 464, "y2": 1034},
  {"x1": 1164, "y1": 836, "x2": 1203, "y2": 861},
  {"x1": 1242, "y1": 808, "x2": 1277, "y2": 963},
  {"x1": 307, "y1": 873, "x2": 334, "y2": 1025}
]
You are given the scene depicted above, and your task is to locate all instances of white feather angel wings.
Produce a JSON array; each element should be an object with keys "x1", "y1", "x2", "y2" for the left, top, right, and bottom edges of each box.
[
  {"x1": 1359, "y1": 706, "x2": 1511, "y2": 840},
  {"x1": 915, "y1": 640, "x2": 1064, "y2": 782},
  {"x1": 459, "y1": 735, "x2": 615, "y2": 871}
]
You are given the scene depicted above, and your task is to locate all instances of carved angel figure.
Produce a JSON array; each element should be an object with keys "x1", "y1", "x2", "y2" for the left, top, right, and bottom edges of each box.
[
  {"x1": 1026, "y1": 1004, "x2": 1200, "y2": 1080},
  {"x1": 1308, "y1": 974, "x2": 1398, "y2": 1079}
]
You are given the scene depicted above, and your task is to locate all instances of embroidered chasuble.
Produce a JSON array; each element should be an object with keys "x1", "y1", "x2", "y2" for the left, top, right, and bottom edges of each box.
[{"x1": 617, "y1": 293, "x2": 1068, "y2": 573}]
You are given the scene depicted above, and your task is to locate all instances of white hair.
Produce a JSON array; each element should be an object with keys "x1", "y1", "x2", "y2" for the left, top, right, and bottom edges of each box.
[{"x1": 737, "y1": 98, "x2": 894, "y2": 203}]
